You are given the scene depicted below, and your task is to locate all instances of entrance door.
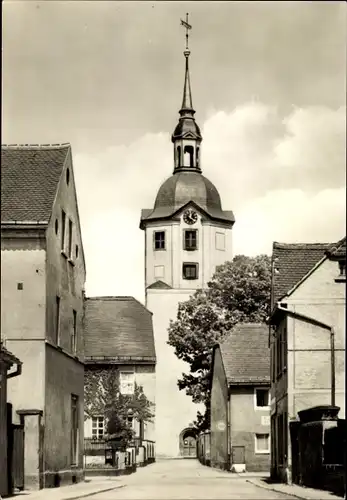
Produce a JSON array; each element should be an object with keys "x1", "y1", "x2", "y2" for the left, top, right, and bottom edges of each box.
[{"x1": 183, "y1": 435, "x2": 196, "y2": 457}]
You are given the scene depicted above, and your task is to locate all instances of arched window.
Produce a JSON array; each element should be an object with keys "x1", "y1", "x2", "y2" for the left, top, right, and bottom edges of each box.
[
  {"x1": 184, "y1": 145, "x2": 194, "y2": 167},
  {"x1": 196, "y1": 147, "x2": 200, "y2": 168},
  {"x1": 177, "y1": 146, "x2": 181, "y2": 168}
]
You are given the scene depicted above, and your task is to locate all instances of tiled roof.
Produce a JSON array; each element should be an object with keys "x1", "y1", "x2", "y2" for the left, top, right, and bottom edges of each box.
[
  {"x1": 1, "y1": 144, "x2": 70, "y2": 223},
  {"x1": 219, "y1": 323, "x2": 270, "y2": 385},
  {"x1": 272, "y1": 242, "x2": 330, "y2": 304},
  {"x1": 84, "y1": 297, "x2": 156, "y2": 361}
]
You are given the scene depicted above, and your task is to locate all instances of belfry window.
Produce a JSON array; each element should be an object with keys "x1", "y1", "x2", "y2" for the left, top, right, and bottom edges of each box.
[
  {"x1": 184, "y1": 145, "x2": 194, "y2": 167},
  {"x1": 177, "y1": 146, "x2": 181, "y2": 168},
  {"x1": 154, "y1": 231, "x2": 165, "y2": 250},
  {"x1": 196, "y1": 147, "x2": 200, "y2": 168}
]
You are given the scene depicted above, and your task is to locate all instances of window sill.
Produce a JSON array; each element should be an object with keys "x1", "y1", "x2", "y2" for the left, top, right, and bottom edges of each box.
[
  {"x1": 255, "y1": 450, "x2": 270, "y2": 455},
  {"x1": 335, "y1": 276, "x2": 346, "y2": 283},
  {"x1": 255, "y1": 406, "x2": 270, "y2": 411},
  {"x1": 184, "y1": 248, "x2": 198, "y2": 252},
  {"x1": 183, "y1": 277, "x2": 198, "y2": 280},
  {"x1": 154, "y1": 248, "x2": 166, "y2": 252}
]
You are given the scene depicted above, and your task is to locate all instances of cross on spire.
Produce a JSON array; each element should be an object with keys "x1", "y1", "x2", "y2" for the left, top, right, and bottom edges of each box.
[{"x1": 180, "y1": 13, "x2": 192, "y2": 51}]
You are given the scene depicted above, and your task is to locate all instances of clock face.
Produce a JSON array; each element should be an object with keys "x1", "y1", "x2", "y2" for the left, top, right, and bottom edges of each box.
[{"x1": 183, "y1": 209, "x2": 198, "y2": 225}]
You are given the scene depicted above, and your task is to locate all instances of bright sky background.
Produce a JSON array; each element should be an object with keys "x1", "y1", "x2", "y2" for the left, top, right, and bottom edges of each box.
[{"x1": 2, "y1": 1, "x2": 346, "y2": 303}]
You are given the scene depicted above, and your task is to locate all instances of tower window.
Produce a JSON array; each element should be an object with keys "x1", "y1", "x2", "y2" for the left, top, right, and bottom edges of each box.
[
  {"x1": 184, "y1": 145, "x2": 194, "y2": 167},
  {"x1": 196, "y1": 147, "x2": 200, "y2": 168},
  {"x1": 154, "y1": 231, "x2": 165, "y2": 250},
  {"x1": 184, "y1": 230, "x2": 198, "y2": 251},
  {"x1": 177, "y1": 146, "x2": 181, "y2": 168},
  {"x1": 183, "y1": 262, "x2": 198, "y2": 280}
]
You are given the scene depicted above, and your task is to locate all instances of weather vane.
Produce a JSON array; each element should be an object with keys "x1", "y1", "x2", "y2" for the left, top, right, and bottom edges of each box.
[{"x1": 180, "y1": 13, "x2": 192, "y2": 51}]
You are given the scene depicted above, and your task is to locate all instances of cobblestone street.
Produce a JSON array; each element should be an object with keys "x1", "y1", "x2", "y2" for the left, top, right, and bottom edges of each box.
[{"x1": 86, "y1": 460, "x2": 293, "y2": 500}]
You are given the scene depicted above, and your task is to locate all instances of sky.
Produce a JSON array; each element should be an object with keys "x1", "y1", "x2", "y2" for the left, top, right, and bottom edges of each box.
[{"x1": 2, "y1": 1, "x2": 346, "y2": 303}]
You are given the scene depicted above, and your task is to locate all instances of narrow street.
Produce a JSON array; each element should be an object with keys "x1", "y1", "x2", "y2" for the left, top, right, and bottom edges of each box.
[{"x1": 85, "y1": 460, "x2": 294, "y2": 499}]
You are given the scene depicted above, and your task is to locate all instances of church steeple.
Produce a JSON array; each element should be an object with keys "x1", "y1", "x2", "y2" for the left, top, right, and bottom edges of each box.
[{"x1": 172, "y1": 14, "x2": 202, "y2": 174}]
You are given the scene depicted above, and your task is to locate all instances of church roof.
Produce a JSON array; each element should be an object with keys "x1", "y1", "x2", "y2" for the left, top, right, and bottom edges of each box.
[
  {"x1": 219, "y1": 323, "x2": 270, "y2": 385},
  {"x1": 84, "y1": 296, "x2": 156, "y2": 362},
  {"x1": 140, "y1": 172, "x2": 235, "y2": 227},
  {"x1": 1, "y1": 144, "x2": 70, "y2": 224}
]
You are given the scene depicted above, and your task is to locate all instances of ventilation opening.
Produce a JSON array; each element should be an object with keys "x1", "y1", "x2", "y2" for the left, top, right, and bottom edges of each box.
[{"x1": 184, "y1": 145, "x2": 194, "y2": 167}]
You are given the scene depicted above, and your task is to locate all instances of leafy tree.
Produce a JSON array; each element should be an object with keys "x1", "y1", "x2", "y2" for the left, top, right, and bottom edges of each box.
[
  {"x1": 84, "y1": 366, "x2": 154, "y2": 448},
  {"x1": 167, "y1": 254, "x2": 271, "y2": 431}
]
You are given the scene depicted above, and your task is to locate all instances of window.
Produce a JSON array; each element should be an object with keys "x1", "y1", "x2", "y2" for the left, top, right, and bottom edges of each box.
[
  {"x1": 55, "y1": 219, "x2": 59, "y2": 235},
  {"x1": 120, "y1": 371, "x2": 135, "y2": 395},
  {"x1": 66, "y1": 168, "x2": 70, "y2": 185},
  {"x1": 55, "y1": 296, "x2": 61, "y2": 345},
  {"x1": 215, "y1": 232, "x2": 225, "y2": 251},
  {"x1": 154, "y1": 231, "x2": 165, "y2": 250},
  {"x1": 75, "y1": 244, "x2": 79, "y2": 259},
  {"x1": 276, "y1": 324, "x2": 287, "y2": 378},
  {"x1": 92, "y1": 416, "x2": 104, "y2": 439},
  {"x1": 255, "y1": 388, "x2": 269, "y2": 408},
  {"x1": 71, "y1": 395, "x2": 79, "y2": 465},
  {"x1": 184, "y1": 230, "x2": 198, "y2": 251},
  {"x1": 72, "y1": 310, "x2": 77, "y2": 354},
  {"x1": 68, "y1": 219, "x2": 73, "y2": 259},
  {"x1": 255, "y1": 433, "x2": 270, "y2": 454},
  {"x1": 196, "y1": 147, "x2": 200, "y2": 168},
  {"x1": 183, "y1": 263, "x2": 198, "y2": 280},
  {"x1": 177, "y1": 146, "x2": 181, "y2": 168},
  {"x1": 17, "y1": 282, "x2": 23, "y2": 290},
  {"x1": 61, "y1": 210, "x2": 66, "y2": 252}
]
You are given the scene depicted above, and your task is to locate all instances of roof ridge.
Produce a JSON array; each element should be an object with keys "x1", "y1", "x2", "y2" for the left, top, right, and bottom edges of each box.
[
  {"x1": 2, "y1": 143, "x2": 71, "y2": 150},
  {"x1": 273, "y1": 242, "x2": 331, "y2": 250}
]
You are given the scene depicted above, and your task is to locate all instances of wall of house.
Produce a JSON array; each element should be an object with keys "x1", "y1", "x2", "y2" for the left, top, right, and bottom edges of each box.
[
  {"x1": 45, "y1": 151, "x2": 86, "y2": 356},
  {"x1": 44, "y1": 344, "x2": 84, "y2": 486},
  {"x1": 229, "y1": 386, "x2": 271, "y2": 472},
  {"x1": 210, "y1": 347, "x2": 229, "y2": 470},
  {"x1": 84, "y1": 363, "x2": 156, "y2": 442},
  {"x1": 286, "y1": 258, "x2": 345, "y2": 418},
  {"x1": 146, "y1": 289, "x2": 203, "y2": 457}
]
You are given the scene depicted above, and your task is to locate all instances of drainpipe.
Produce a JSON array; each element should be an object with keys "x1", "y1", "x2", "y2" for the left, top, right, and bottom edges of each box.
[{"x1": 275, "y1": 305, "x2": 335, "y2": 407}]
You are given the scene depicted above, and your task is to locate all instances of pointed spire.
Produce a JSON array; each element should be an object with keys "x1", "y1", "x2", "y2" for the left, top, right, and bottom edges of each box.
[{"x1": 181, "y1": 50, "x2": 193, "y2": 112}]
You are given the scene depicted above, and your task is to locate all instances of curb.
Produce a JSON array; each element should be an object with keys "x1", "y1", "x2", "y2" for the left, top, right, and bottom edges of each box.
[
  {"x1": 246, "y1": 478, "x2": 315, "y2": 500},
  {"x1": 68, "y1": 484, "x2": 125, "y2": 500}
]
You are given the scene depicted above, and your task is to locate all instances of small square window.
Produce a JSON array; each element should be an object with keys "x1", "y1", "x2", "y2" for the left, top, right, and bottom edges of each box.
[
  {"x1": 184, "y1": 230, "x2": 198, "y2": 251},
  {"x1": 183, "y1": 263, "x2": 198, "y2": 280},
  {"x1": 154, "y1": 231, "x2": 165, "y2": 250},
  {"x1": 255, "y1": 389, "x2": 269, "y2": 408},
  {"x1": 17, "y1": 282, "x2": 23, "y2": 290},
  {"x1": 255, "y1": 433, "x2": 270, "y2": 454}
]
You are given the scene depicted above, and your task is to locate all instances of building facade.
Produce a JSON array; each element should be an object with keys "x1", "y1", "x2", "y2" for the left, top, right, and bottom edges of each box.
[
  {"x1": 269, "y1": 238, "x2": 346, "y2": 483},
  {"x1": 83, "y1": 296, "x2": 156, "y2": 464},
  {"x1": 140, "y1": 43, "x2": 234, "y2": 457},
  {"x1": 1, "y1": 144, "x2": 86, "y2": 489},
  {"x1": 210, "y1": 324, "x2": 270, "y2": 472}
]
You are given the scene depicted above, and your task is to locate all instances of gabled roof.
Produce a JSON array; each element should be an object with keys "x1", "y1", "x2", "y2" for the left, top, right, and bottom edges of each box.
[
  {"x1": 146, "y1": 280, "x2": 172, "y2": 290},
  {"x1": 219, "y1": 323, "x2": 270, "y2": 385},
  {"x1": 1, "y1": 144, "x2": 70, "y2": 224},
  {"x1": 271, "y1": 242, "x2": 330, "y2": 304},
  {"x1": 84, "y1": 297, "x2": 156, "y2": 361}
]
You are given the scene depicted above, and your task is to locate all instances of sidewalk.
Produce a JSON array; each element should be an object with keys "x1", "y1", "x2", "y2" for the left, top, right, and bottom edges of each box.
[
  {"x1": 11, "y1": 477, "x2": 125, "y2": 500},
  {"x1": 247, "y1": 477, "x2": 344, "y2": 500}
]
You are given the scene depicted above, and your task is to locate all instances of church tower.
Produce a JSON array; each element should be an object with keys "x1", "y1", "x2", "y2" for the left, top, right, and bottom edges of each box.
[{"x1": 140, "y1": 16, "x2": 235, "y2": 458}]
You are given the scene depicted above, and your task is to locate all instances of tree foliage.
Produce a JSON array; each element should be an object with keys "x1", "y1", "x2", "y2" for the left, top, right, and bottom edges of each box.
[
  {"x1": 167, "y1": 254, "x2": 271, "y2": 431},
  {"x1": 84, "y1": 367, "x2": 154, "y2": 447}
]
